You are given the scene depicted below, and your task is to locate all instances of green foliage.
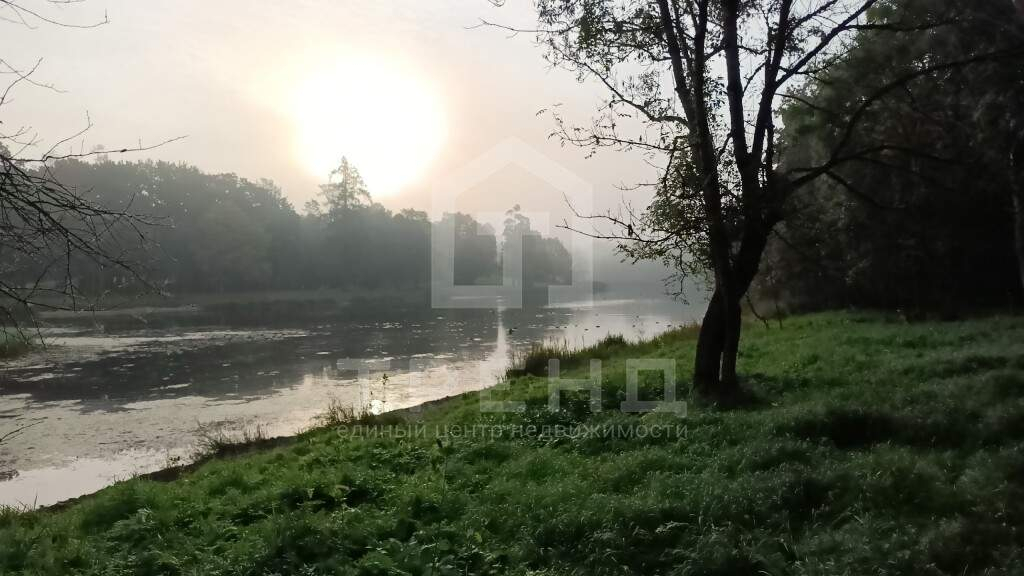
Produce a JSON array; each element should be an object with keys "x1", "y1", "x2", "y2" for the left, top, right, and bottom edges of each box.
[
  {"x1": 761, "y1": 0, "x2": 1024, "y2": 314},
  {"x1": 3, "y1": 313, "x2": 1024, "y2": 574},
  {"x1": 313, "y1": 157, "x2": 372, "y2": 217},
  {"x1": 507, "y1": 334, "x2": 628, "y2": 378},
  {"x1": 0, "y1": 329, "x2": 31, "y2": 359},
  {"x1": 4, "y1": 159, "x2": 572, "y2": 298},
  {"x1": 193, "y1": 201, "x2": 273, "y2": 291}
]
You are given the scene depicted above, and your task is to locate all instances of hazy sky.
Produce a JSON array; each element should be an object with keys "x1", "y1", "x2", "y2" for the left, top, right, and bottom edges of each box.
[{"x1": 6, "y1": 1, "x2": 660, "y2": 223}]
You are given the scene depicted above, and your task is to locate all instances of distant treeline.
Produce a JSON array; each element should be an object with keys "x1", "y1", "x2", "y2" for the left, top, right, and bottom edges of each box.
[
  {"x1": 756, "y1": 0, "x2": 1024, "y2": 316},
  {"x1": 12, "y1": 158, "x2": 570, "y2": 296}
]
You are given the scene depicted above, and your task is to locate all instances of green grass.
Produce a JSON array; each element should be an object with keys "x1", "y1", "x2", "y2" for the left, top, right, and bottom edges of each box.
[
  {"x1": 0, "y1": 330, "x2": 32, "y2": 359},
  {"x1": 4, "y1": 311, "x2": 1024, "y2": 575}
]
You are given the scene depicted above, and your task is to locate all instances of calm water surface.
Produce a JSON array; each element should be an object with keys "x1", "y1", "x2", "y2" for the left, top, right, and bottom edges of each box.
[{"x1": 0, "y1": 296, "x2": 701, "y2": 506}]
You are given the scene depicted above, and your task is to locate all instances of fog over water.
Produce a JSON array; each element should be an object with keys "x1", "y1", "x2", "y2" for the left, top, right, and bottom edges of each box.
[
  {"x1": 0, "y1": 294, "x2": 704, "y2": 506},
  {"x1": 0, "y1": 0, "x2": 709, "y2": 509}
]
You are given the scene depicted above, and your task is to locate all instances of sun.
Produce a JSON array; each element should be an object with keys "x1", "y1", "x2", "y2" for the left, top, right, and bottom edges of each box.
[{"x1": 291, "y1": 55, "x2": 446, "y2": 198}]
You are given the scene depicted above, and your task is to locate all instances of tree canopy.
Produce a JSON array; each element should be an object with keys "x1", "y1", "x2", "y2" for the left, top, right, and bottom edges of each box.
[
  {"x1": 757, "y1": 0, "x2": 1024, "y2": 316},
  {"x1": 0, "y1": 158, "x2": 573, "y2": 308},
  {"x1": 507, "y1": 0, "x2": 1024, "y2": 397}
]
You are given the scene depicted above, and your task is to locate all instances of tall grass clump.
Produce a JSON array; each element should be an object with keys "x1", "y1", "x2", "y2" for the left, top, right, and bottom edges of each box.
[
  {"x1": 0, "y1": 330, "x2": 32, "y2": 359},
  {"x1": 507, "y1": 334, "x2": 630, "y2": 378},
  {"x1": 316, "y1": 396, "x2": 361, "y2": 428},
  {"x1": 192, "y1": 421, "x2": 270, "y2": 458},
  {"x1": 314, "y1": 396, "x2": 404, "y2": 429}
]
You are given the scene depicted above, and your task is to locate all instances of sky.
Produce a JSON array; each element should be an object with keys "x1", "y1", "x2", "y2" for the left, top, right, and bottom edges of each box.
[{"x1": 5, "y1": 0, "x2": 674, "y2": 283}]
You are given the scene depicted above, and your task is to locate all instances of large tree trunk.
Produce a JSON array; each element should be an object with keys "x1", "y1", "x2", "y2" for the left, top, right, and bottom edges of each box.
[
  {"x1": 693, "y1": 212, "x2": 777, "y2": 400},
  {"x1": 1013, "y1": 180, "x2": 1024, "y2": 295},
  {"x1": 693, "y1": 289, "x2": 743, "y2": 400},
  {"x1": 1013, "y1": 131, "x2": 1024, "y2": 296},
  {"x1": 719, "y1": 298, "x2": 743, "y2": 390},
  {"x1": 694, "y1": 289, "x2": 725, "y2": 394}
]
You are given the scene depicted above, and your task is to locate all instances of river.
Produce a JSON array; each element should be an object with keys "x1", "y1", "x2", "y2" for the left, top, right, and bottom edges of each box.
[{"x1": 0, "y1": 295, "x2": 702, "y2": 507}]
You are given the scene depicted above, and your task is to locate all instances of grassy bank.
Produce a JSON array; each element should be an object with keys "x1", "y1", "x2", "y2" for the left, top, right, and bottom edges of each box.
[{"x1": 3, "y1": 312, "x2": 1024, "y2": 575}]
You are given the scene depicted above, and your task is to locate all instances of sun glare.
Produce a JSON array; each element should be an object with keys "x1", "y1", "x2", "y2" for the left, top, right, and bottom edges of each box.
[{"x1": 291, "y1": 55, "x2": 446, "y2": 198}]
